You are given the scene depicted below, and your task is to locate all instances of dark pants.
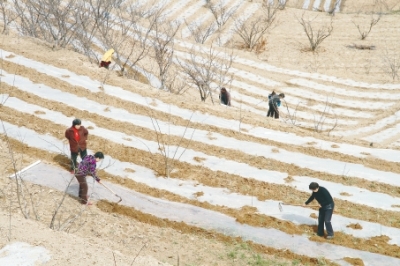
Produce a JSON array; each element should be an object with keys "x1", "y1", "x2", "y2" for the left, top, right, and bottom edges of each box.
[
  {"x1": 267, "y1": 103, "x2": 279, "y2": 119},
  {"x1": 100, "y1": 61, "x2": 111, "y2": 69},
  {"x1": 70, "y1": 148, "x2": 87, "y2": 170},
  {"x1": 75, "y1": 174, "x2": 88, "y2": 203},
  {"x1": 318, "y1": 203, "x2": 334, "y2": 236}
]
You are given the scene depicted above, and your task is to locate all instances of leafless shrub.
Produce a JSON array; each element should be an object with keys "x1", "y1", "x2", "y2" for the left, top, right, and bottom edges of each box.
[
  {"x1": 313, "y1": 96, "x2": 337, "y2": 134},
  {"x1": 234, "y1": 1, "x2": 280, "y2": 51},
  {"x1": 49, "y1": 174, "x2": 79, "y2": 230},
  {"x1": 207, "y1": 0, "x2": 238, "y2": 30},
  {"x1": 374, "y1": 0, "x2": 399, "y2": 13},
  {"x1": 381, "y1": 48, "x2": 400, "y2": 81},
  {"x1": 234, "y1": 15, "x2": 272, "y2": 51},
  {"x1": 149, "y1": 110, "x2": 196, "y2": 178},
  {"x1": 0, "y1": 0, "x2": 19, "y2": 34},
  {"x1": 1, "y1": 128, "x2": 39, "y2": 221},
  {"x1": 352, "y1": 14, "x2": 381, "y2": 40},
  {"x1": 151, "y1": 18, "x2": 180, "y2": 91},
  {"x1": 114, "y1": 3, "x2": 160, "y2": 78},
  {"x1": 282, "y1": 99, "x2": 301, "y2": 126},
  {"x1": 164, "y1": 70, "x2": 190, "y2": 95},
  {"x1": 185, "y1": 20, "x2": 216, "y2": 44},
  {"x1": 13, "y1": 0, "x2": 82, "y2": 48},
  {"x1": 297, "y1": 13, "x2": 333, "y2": 52},
  {"x1": 0, "y1": 70, "x2": 41, "y2": 229},
  {"x1": 72, "y1": 0, "x2": 116, "y2": 63},
  {"x1": 262, "y1": 0, "x2": 282, "y2": 23},
  {"x1": 178, "y1": 44, "x2": 234, "y2": 103}
]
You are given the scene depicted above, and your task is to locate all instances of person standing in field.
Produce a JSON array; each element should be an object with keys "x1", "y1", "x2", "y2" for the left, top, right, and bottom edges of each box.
[
  {"x1": 219, "y1": 87, "x2": 231, "y2": 106},
  {"x1": 75, "y1": 152, "x2": 104, "y2": 205},
  {"x1": 268, "y1": 93, "x2": 285, "y2": 119},
  {"x1": 65, "y1": 118, "x2": 88, "y2": 173},
  {"x1": 304, "y1": 182, "x2": 335, "y2": 239},
  {"x1": 266, "y1": 91, "x2": 276, "y2": 117}
]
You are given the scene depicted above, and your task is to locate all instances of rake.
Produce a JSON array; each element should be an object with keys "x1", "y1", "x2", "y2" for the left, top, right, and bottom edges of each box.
[
  {"x1": 99, "y1": 181, "x2": 122, "y2": 203},
  {"x1": 278, "y1": 202, "x2": 320, "y2": 212}
]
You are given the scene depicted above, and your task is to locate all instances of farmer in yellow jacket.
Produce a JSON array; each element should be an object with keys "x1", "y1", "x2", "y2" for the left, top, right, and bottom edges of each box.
[{"x1": 99, "y1": 49, "x2": 114, "y2": 69}]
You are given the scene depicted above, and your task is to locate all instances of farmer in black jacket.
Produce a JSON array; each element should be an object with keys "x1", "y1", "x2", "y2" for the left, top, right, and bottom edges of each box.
[
  {"x1": 219, "y1": 87, "x2": 231, "y2": 106},
  {"x1": 304, "y1": 182, "x2": 335, "y2": 239},
  {"x1": 268, "y1": 93, "x2": 285, "y2": 119}
]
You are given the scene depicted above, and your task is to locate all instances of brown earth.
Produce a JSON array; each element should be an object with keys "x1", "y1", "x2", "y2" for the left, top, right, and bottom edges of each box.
[
  {"x1": 0, "y1": 142, "x2": 305, "y2": 266},
  {"x1": 347, "y1": 223, "x2": 363, "y2": 229},
  {"x1": 343, "y1": 257, "x2": 365, "y2": 266}
]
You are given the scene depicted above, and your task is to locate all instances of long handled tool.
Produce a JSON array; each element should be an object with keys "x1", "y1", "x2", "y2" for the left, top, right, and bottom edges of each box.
[
  {"x1": 279, "y1": 202, "x2": 319, "y2": 212},
  {"x1": 99, "y1": 181, "x2": 122, "y2": 203}
]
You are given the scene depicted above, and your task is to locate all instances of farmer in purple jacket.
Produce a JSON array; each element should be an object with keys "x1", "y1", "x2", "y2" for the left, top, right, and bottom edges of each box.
[{"x1": 75, "y1": 152, "x2": 104, "y2": 205}]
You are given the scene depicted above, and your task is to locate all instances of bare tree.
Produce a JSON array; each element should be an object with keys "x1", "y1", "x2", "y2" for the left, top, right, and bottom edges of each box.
[
  {"x1": 0, "y1": 0, "x2": 19, "y2": 34},
  {"x1": 149, "y1": 110, "x2": 196, "y2": 178},
  {"x1": 185, "y1": 20, "x2": 216, "y2": 44},
  {"x1": 151, "y1": 18, "x2": 180, "y2": 91},
  {"x1": 13, "y1": 0, "x2": 82, "y2": 48},
  {"x1": 234, "y1": 1, "x2": 281, "y2": 51},
  {"x1": 374, "y1": 0, "x2": 399, "y2": 13},
  {"x1": 297, "y1": 13, "x2": 333, "y2": 52},
  {"x1": 262, "y1": 0, "x2": 284, "y2": 22},
  {"x1": 381, "y1": 48, "x2": 400, "y2": 81},
  {"x1": 70, "y1": 0, "x2": 115, "y2": 63},
  {"x1": 114, "y1": 5, "x2": 156, "y2": 79},
  {"x1": 312, "y1": 96, "x2": 338, "y2": 133},
  {"x1": 207, "y1": 0, "x2": 238, "y2": 31},
  {"x1": 282, "y1": 99, "x2": 301, "y2": 126},
  {"x1": 0, "y1": 123, "x2": 45, "y2": 228},
  {"x1": 163, "y1": 68, "x2": 190, "y2": 95},
  {"x1": 12, "y1": 0, "x2": 43, "y2": 38},
  {"x1": 178, "y1": 45, "x2": 234, "y2": 103},
  {"x1": 234, "y1": 15, "x2": 271, "y2": 51},
  {"x1": 352, "y1": 14, "x2": 381, "y2": 40}
]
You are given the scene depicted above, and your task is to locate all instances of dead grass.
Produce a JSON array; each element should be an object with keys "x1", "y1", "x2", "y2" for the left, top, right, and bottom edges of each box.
[
  {"x1": 347, "y1": 223, "x2": 363, "y2": 230},
  {"x1": 284, "y1": 175, "x2": 294, "y2": 183},
  {"x1": 193, "y1": 191, "x2": 204, "y2": 198},
  {"x1": 97, "y1": 200, "x2": 338, "y2": 265},
  {"x1": 193, "y1": 157, "x2": 206, "y2": 163},
  {"x1": 343, "y1": 257, "x2": 365, "y2": 266}
]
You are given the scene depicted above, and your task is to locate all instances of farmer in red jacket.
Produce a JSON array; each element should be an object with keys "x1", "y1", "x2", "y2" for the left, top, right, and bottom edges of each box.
[{"x1": 65, "y1": 119, "x2": 89, "y2": 173}]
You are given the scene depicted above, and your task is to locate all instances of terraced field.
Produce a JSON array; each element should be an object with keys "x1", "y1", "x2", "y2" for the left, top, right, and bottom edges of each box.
[{"x1": 1, "y1": 0, "x2": 400, "y2": 265}]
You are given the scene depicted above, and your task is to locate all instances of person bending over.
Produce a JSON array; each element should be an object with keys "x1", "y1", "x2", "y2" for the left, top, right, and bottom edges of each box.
[
  {"x1": 304, "y1": 182, "x2": 335, "y2": 239},
  {"x1": 75, "y1": 152, "x2": 104, "y2": 205}
]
